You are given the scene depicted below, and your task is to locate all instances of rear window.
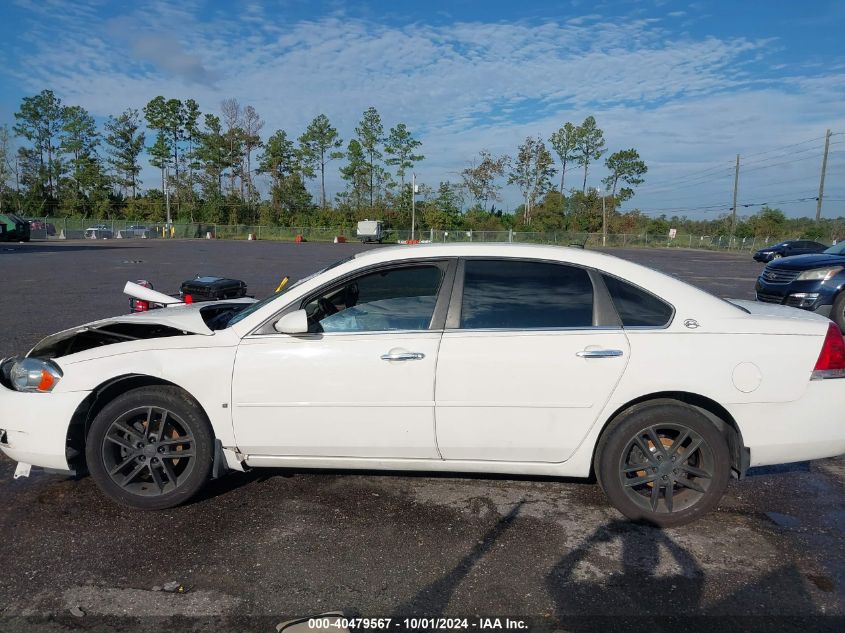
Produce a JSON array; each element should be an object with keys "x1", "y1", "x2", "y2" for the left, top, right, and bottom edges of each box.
[{"x1": 602, "y1": 274, "x2": 674, "y2": 327}]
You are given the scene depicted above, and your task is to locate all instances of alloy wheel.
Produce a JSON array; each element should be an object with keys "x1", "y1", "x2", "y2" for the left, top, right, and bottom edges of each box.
[
  {"x1": 101, "y1": 406, "x2": 196, "y2": 497},
  {"x1": 617, "y1": 424, "x2": 715, "y2": 515}
]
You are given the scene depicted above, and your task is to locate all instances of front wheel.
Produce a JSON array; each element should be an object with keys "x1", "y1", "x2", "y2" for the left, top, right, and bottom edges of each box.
[
  {"x1": 596, "y1": 401, "x2": 730, "y2": 527},
  {"x1": 86, "y1": 386, "x2": 214, "y2": 510}
]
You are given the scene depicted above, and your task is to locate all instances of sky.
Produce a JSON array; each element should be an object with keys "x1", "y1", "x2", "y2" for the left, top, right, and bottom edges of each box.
[{"x1": 1, "y1": 0, "x2": 844, "y2": 220}]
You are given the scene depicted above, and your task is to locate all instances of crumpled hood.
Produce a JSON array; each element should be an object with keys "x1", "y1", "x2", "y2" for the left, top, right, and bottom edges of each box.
[{"x1": 28, "y1": 298, "x2": 255, "y2": 359}]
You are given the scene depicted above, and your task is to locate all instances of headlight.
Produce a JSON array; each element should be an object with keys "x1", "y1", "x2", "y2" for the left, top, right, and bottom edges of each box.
[
  {"x1": 8, "y1": 358, "x2": 63, "y2": 393},
  {"x1": 796, "y1": 266, "x2": 843, "y2": 281}
]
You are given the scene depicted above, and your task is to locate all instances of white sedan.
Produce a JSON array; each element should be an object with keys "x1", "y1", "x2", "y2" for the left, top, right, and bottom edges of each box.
[{"x1": 2, "y1": 244, "x2": 844, "y2": 526}]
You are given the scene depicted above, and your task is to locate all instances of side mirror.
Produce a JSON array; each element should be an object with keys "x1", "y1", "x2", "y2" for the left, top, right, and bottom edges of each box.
[{"x1": 274, "y1": 309, "x2": 309, "y2": 335}]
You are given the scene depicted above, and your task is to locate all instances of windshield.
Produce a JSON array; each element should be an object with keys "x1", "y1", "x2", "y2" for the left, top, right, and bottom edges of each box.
[
  {"x1": 824, "y1": 242, "x2": 845, "y2": 254},
  {"x1": 225, "y1": 255, "x2": 356, "y2": 328}
]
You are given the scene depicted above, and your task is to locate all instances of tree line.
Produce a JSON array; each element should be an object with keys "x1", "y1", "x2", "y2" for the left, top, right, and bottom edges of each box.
[
  {"x1": 1, "y1": 90, "x2": 840, "y2": 242},
  {"x1": 0, "y1": 89, "x2": 663, "y2": 234}
]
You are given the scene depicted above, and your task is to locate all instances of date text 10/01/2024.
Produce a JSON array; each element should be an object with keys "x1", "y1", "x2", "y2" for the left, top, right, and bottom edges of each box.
[{"x1": 304, "y1": 618, "x2": 529, "y2": 630}]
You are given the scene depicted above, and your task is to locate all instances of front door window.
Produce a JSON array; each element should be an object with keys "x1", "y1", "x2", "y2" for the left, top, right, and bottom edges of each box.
[{"x1": 304, "y1": 265, "x2": 445, "y2": 333}]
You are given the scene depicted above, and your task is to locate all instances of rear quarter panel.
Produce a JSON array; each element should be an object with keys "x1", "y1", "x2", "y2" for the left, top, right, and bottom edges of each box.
[{"x1": 611, "y1": 329, "x2": 823, "y2": 406}]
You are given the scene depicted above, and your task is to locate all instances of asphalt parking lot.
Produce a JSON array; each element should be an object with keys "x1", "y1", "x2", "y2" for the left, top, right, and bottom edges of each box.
[{"x1": 0, "y1": 240, "x2": 842, "y2": 631}]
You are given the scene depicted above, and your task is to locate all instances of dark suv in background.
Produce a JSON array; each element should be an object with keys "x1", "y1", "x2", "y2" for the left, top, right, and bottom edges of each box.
[
  {"x1": 752, "y1": 239, "x2": 827, "y2": 262},
  {"x1": 755, "y1": 241, "x2": 845, "y2": 331}
]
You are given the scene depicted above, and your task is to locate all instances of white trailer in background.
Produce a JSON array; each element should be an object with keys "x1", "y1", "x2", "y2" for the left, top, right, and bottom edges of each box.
[{"x1": 356, "y1": 220, "x2": 385, "y2": 243}]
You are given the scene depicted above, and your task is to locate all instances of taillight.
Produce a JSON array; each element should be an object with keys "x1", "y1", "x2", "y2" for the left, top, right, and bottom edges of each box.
[
  {"x1": 130, "y1": 280, "x2": 153, "y2": 313},
  {"x1": 812, "y1": 321, "x2": 845, "y2": 379}
]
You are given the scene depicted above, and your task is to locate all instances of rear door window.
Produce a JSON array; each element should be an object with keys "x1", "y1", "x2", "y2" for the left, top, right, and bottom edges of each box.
[{"x1": 459, "y1": 259, "x2": 594, "y2": 329}]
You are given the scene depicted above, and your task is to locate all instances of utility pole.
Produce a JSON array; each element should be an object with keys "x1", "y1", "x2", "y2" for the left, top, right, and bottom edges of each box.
[
  {"x1": 595, "y1": 187, "x2": 607, "y2": 247},
  {"x1": 731, "y1": 154, "x2": 740, "y2": 243},
  {"x1": 602, "y1": 194, "x2": 607, "y2": 247},
  {"x1": 165, "y1": 164, "x2": 172, "y2": 228},
  {"x1": 411, "y1": 172, "x2": 416, "y2": 241},
  {"x1": 816, "y1": 129, "x2": 832, "y2": 222}
]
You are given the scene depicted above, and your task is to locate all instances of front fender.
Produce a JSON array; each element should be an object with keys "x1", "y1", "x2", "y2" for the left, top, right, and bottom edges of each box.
[{"x1": 56, "y1": 334, "x2": 240, "y2": 447}]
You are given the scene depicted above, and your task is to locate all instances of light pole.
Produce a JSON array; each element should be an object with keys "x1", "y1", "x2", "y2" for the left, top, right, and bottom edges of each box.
[
  {"x1": 165, "y1": 164, "x2": 172, "y2": 228},
  {"x1": 595, "y1": 187, "x2": 607, "y2": 247},
  {"x1": 411, "y1": 172, "x2": 417, "y2": 242}
]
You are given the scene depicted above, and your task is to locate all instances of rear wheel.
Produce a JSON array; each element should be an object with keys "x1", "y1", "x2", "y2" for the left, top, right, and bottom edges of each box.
[
  {"x1": 86, "y1": 386, "x2": 213, "y2": 510},
  {"x1": 596, "y1": 401, "x2": 730, "y2": 527}
]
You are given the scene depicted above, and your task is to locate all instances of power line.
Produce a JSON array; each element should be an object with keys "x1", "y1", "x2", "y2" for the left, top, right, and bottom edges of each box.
[
  {"x1": 646, "y1": 148, "x2": 839, "y2": 199},
  {"x1": 636, "y1": 132, "x2": 842, "y2": 196},
  {"x1": 740, "y1": 134, "x2": 829, "y2": 160},
  {"x1": 635, "y1": 164, "x2": 734, "y2": 192},
  {"x1": 742, "y1": 149, "x2": 840, "y2": 176},
  {"x1": 634, "y1": 170, "x2": 735, "y2": 197},
  {"x1": 629, "y1": 194, "x2": 823, "y2": 217},
  {"x1": 637, "y1": 133, "x2": 838, "y2": 192},
  {"x1": 739, "y1": 143, "x2": 827, "y2": 169}
]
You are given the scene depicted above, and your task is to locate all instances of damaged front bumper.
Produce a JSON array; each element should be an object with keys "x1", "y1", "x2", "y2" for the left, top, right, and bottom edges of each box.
[{"x1": 0, "y1": 387, "x2": 90, "y2": 473}]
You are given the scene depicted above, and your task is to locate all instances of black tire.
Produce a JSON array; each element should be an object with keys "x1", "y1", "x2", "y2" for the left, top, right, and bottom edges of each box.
[
  {"x1": 830, "y1": 292, "x2": 845, "y2": 334},
  {"x1": 86, "y1": 386, "x2": 214, "y2": 510},
  {"x1": 596, "y1": 401, "x2": 730, "y2": 527}
]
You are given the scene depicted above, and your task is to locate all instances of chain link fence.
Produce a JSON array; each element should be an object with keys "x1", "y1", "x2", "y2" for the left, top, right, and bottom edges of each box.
[
  {"x1": 427, "y1": 229, "x2": 776, "y2": 251},
  {"x1": 30, "y1": 216, "x2": 781, "y2": 252}
]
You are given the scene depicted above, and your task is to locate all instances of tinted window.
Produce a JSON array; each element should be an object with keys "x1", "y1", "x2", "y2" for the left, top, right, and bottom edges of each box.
[
  {"x1": 304, "y1": 265, "x2": 444, "y2": 332},
  {"x1": 602, "y1": 274, "x2": 673, "y2": 327},
  {"x1": 460, "y1": 260, "x2": 593, "y2": 329}
]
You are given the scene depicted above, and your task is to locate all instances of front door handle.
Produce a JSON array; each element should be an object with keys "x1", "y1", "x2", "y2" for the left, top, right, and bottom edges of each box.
[
  {"x1": 576, "y1": 349, "x2": 624, "y2": 358},
  {"x1": 381, "y1": 352, "x2": 426, "y2": 361}
]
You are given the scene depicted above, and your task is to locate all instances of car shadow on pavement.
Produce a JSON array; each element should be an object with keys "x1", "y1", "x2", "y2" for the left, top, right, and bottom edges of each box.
[
  {"x1": 544, "y1": 519, "x2": 823, "y2": 630},
  {"x1": 190, "y1": 469, "x2": 271, "y2": 503},
  {"x1": 189, "y1": 468, "x2": 598, "y2": 507},
  {"x1": 746, "y1": 461, "x2": 811, "y2": 476},
  {"x1": 390, "y1": 501, "x2": 525, "y2": 617}
]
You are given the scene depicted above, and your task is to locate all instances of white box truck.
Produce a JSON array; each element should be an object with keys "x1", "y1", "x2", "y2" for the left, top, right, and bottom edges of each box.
[{"x1": 356, "y1": 219, "x2": 385, "y2": 243}]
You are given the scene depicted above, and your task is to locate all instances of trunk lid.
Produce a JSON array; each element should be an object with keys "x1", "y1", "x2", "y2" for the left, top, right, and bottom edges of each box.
[{"x1": 721, "y1": 299, "x2": 831, "y2": 335}]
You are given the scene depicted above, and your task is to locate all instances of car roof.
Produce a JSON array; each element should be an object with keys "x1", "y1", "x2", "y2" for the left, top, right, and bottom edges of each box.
[
  {"x1": 229, "y1": 242, "x2": 746, "y2": 335},
  {"x1": 352, "y1": 242, "x2": 615, "y2": 266}
]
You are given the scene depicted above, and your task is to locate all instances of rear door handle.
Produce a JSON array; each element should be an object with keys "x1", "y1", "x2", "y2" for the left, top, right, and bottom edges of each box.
[
  {"x1": 380, "y1": 352, "x2": 426, "y2": 361},
  {"x1": 576, "y1": 349, "x2": 624, "y2": 358}
]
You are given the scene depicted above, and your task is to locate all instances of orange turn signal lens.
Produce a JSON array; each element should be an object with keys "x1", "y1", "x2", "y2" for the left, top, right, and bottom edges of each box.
[{"x1": 37, "y1": 369, "x2": 56, "y2": 392}]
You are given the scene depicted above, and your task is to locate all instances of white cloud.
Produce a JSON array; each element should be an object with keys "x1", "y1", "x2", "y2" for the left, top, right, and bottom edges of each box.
[{"x1": 5, "y1": 1, "x2": 845, "y2": 218}]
